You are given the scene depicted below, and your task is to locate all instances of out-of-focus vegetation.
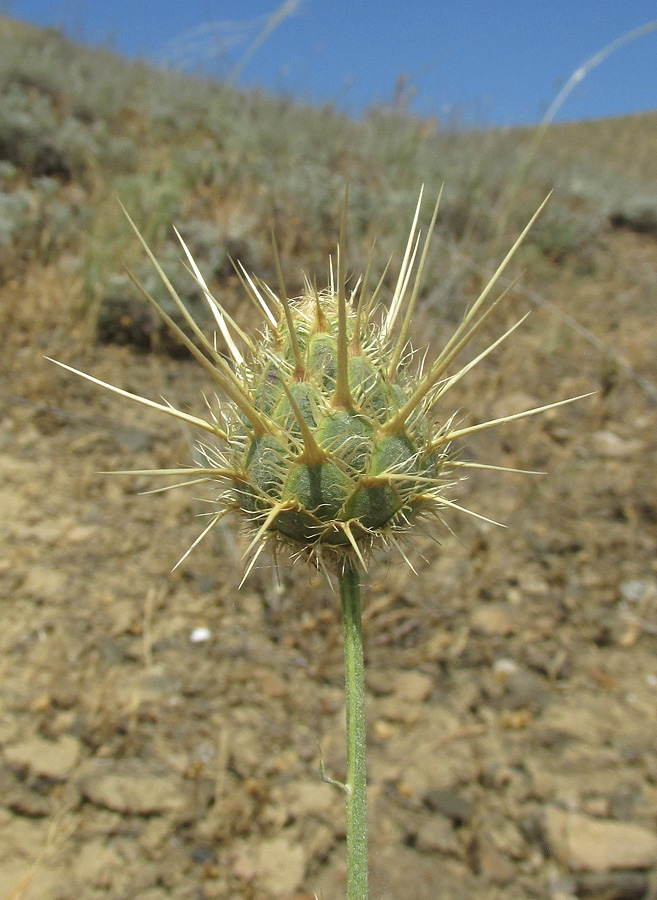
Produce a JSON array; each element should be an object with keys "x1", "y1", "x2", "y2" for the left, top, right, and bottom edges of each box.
[{"x1": 1, "y1": 16, "x2": 656, "y2": 355}]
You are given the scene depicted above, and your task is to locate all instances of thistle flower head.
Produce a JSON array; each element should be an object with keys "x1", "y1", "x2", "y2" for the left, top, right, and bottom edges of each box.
[{"x1": 52, "y1": 187, "x2": 587, "y2": 581}]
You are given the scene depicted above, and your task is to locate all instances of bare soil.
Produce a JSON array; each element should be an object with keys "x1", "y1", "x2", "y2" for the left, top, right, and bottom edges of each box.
[{"x1": 1, "y1": 225, "x2": 657, "y2": 900}]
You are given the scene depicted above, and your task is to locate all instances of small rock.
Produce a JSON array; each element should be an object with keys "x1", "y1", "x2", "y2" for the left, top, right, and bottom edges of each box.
[
  {"x1": 493, "y1": 657, "x2": 520, "y2": 679},
  {"x1": 393, "y1": 671, "x2": 433, "y2": 703},
  {"x1": 366, "y1": 669, "x2": 394, "y2": 696},
  {"x1": 6, "y1": 785, "x2": 52, "y2": 817},
  {"x1": 64, "y1": 523, "x2": 98, "y2": 544},
  {"x1": 192, "y1": 844, "x2": 216, "y2": 864},
  {"x1": 416, "y1": 815, "x2": 461, "y2": 856},
  {"x1": 548, "y1": 868, "x2": 578, "y2": 900},
  {"x1": 477, "y1": 835, "x2": 516, "y2": 886},
  {"x1": 73, "y1": 839, "x2": 122, "y2": 888},
  {"x1": 107, "y1": 599, "x2": 137, "y2": 635},
  {"x1": 139, "y1": 818, "x2": 172, "y2": 855},
  {"x1": 544, "y1": 807, "x2": 657, "y2": 872},
  {"x1": 590, "y1": 431, "x2": 644, "y2": 459},
  {"x1": 226, "y1": 728, "x2": 263, "y2": 778},
  {"x1": 0, "y1": 719, "x2": 18, "y2": 744},
  {"x1": 401, "y1": 741, "x2": 477, "y2": 796},
  {"x1": 4, "y1": 735, "x2": 81, "y2": 780},
  {"x1": 377, "y1": 696, "x2": 422, "y2": 724},
  {"x1": 231, "y1": 841, "x2": 257, "y2": 881},
  {"x1": 79, "y1": 762, "x2": 186, "y2": 815},
  {"x1": 115, "y1": 427, "x2": 154, "y2": 452},
  {"x1": 372, "y1": 719, "x2": 398, "y2": 741},
  {"x1": 503, "y1": 671, "x2": 549, "y2": 713},
  {"x1": 21, "y1": 567, "x2": 67, "y2": 600},
  {"x1": 609, "y1": 198, "x2": 657, "y2": 235},
  {"x1": 292, "y1": 779, "x2": 337, "y2": 819},
  {"x1": 0, "y1": 866, "x2": 66, "y2": 900},
  {"x1": 609, "y1": 783, "x2": 641, "y2": 821},
  {"x1": 201, "y1": 879, "x2": 229, "y2": 899},
  {"x1": 620, "y1": 580, "x2": 657, "y2": 605},
  {"x1": 575, "y1": 871, "x2": 649, "y2": 900},
  {"x1": 190, "y1": 626, "x2": 211, "y2": 643},
  {"x1": 491, "y1": 391, "x2": 539, "y2": 419},
  {"x1": 307, "y1": 822, "x2": 334, "y2": 861},
  {"x1": 293, "y1": 725, "x2": 318, "y2": 763},
  {"x1": 256, "y1": 836, "x2": 305, "y2": 897},
  {"x1": 582, "y1": 797, "x2": 611, "y2": 819},
  {"x1": 539, "y1": 704, "x2": 611, "y2": 744},
  {"x1": 424, "y1": 789, "x2": 473, "y2": 826},
  {"x1": 257, "y1": 669, "x2": 288, "y2": 698},
  {"x1": 471, "y1": 604, "x2": 517, "y2": 637}
]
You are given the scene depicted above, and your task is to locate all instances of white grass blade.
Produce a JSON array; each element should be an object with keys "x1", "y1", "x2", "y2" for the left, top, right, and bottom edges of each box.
[
  {"x1": 431, "y1": 392, "x2": 594, "y2": 450},
  {"x1": 105, "y1": 466, "x2": 238, "y2": 478},
  {"x1": 387, "y1": 534, "x2": 418, "y2": 575},
  {"x1": 437, "y1": 496, "x2": 505, "y2": 528},
  {"x1": 454, "y1": 196, "x2": 549, "y2": 343},
  {"x1": 239, "y1": 539, "x2": 267, "y2": 588},
  {"x1": 341, "y1": 522, "x2": 367, "y2": 571},
  {"x1": 452, "y1": 461, "x2": 545, "y2": 475},
  {"x1": 174, "y1": 226, "x2": 245, "y2": 365},
  {"x1": 173, "y1": 510, "x2": 230, "y2": 571},
  {"x1": 47, "y1": 358, "x2": 219, "y2": 436},
  {"x1": 434, "y1": 313, "x2": 530, "y2": 400},
  {"x1": 384, "y1": 187, "x2": 424, "y2": 339},
  {"x1": 237, "y1": 261, "x2": 278, "y2": 328}
]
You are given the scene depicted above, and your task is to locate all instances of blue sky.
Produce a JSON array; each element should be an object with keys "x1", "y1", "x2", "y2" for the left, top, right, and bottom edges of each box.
[{"x1": 4, "y1": 0, "x2": 657, "y2": 126}]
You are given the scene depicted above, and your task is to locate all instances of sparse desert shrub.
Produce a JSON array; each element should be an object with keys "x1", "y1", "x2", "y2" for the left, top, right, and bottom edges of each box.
[
  {"x1": 608, "y1": 195, "x2": 657, "y2": 235},
  {"x1": 96, "y1": 253, "x2": 213, "y2": 355},
  {"x1": 527, "y1": 209, "x2": 589, "y2": 262},
  {"x1": 0, "y1": 184, "x2": 87, "y2": 275},
  {"x1": 175, "y1": 217, "x2": 262, "y2": 279},
  {"x1": 0, "y1": 188, "x2": 34, "y2": 241},
  {"x1": 172, "y1": 141, "x2": 228, "y2": 189}
]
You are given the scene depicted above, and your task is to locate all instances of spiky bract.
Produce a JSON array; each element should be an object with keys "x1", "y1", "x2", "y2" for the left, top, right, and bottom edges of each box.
[
  {"x1": 51, "y1": 188, "x2": 588, "y2": 580},
  {"x1": 227, "y1": 287, "x2": 449, "y2": 570}
]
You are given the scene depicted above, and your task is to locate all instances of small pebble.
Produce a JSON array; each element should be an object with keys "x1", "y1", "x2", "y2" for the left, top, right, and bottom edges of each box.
[
  {"x1": 424, "y1": 789, "x2": 473, "y2": 826},
  {"x1": 190, "y1": 626, "x2": 211, "y2": 643}
]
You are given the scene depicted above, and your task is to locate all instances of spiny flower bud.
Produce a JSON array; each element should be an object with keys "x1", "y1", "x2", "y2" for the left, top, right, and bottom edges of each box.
[{"x1": 51, "y1": 188, "x2": 587, "y2": 581}]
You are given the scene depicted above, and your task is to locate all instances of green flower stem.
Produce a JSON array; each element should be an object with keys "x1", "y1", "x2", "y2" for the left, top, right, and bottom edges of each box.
[{"x1": 339, "y1": 560, "x2": 368, "y2": 900}]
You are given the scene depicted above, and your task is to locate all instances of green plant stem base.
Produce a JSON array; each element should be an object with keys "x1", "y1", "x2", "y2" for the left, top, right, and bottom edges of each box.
[{"x1": 339, "y1": 560, "x2": 368, "y2": 900}]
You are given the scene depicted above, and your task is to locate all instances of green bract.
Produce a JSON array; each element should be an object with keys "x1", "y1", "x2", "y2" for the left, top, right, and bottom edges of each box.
[
  {"x1": 234, "y1": 292, "x2": 445, "y2": 561},
  {"x1": 53, "y1": 189, "x2": 582, "y2": 579}
]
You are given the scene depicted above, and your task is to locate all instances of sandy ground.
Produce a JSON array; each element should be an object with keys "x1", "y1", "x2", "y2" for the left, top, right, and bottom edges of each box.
[{"x1": 1, "y1": 225, "x2": 657, "y2": 899}]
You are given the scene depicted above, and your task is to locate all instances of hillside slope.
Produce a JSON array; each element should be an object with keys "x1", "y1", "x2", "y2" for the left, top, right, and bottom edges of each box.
[{"x1": 1, "y1": 19, "x2": 657, "y2": 900}]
